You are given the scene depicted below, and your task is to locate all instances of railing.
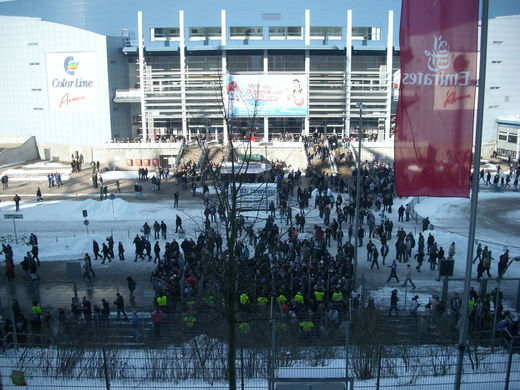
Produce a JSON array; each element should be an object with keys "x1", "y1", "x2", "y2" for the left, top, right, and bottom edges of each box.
[
  {"x1": 105, "y1": 141, "x2": 184, "y2": 150},
  {"x1": 0, "y1": 327, "x2": 518, "y2": 389},
  {"x1": 114, "y1": 89, "x2": 140, "y2": 100}
]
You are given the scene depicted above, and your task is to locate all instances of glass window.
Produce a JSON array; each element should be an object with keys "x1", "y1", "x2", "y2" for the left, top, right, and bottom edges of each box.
[
  {"x1": 508, "y1": 134, "x2": 517, "y2": 144},
  {"x1": 227, "y1": 55, "x2": 263, "y2": 72},
  {"x1": 269, "y1": 26, "x2": 302, "y2": 39},
  {"x1": 268, "y1": 54, "x2": 304, "y2": 71},
  {"x1": 310, "y1": 55, "x2": 345, "y2": 71},
  {"x1": 186, "y1": 55, "x2": 221, "y2": 71},
  {"x1": 352, "y1": 26, "x2": 381, "y2": 41},
  {"x1": 230, "y1": 26, "x2": 263, "y2": 39},
  {"x1": 151, "y1": 27, "x2": 180, "y2": 41},
  {"x1": 189, "y1": 27, "x2": 222, "y2": 40},
  {"x1": 287, "y1": 26, "x2": 302, "y2": 37},
  {"x1": 310, "y1": 27, "x2": 342, "y2": 40},
  {"x1": 148, "y1": 56, "x2": 181, "y2": 71},
  {"x1": 351, "y1": 55, "x2": 386, "y2": 71},
  {"x1": 498, "y1": 132, "x2": 507, "y2": 141}
]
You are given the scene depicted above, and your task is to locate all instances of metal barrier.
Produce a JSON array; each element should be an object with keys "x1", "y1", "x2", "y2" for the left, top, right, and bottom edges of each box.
[{"x1": 0, "y1": 314, "x2": 519, "y2": 389}]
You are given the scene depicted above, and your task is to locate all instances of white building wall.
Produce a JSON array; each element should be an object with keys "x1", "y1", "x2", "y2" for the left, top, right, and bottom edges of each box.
[
  {"x1": 482, "y1": 15, "x2": 520, "y2": 142},
  {"x1": 0, "y1": 16, "x2": 112, "y2": 147}
]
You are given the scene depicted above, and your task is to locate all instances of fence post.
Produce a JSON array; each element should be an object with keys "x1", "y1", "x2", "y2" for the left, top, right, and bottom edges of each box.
[
  {"x1": 6, "y1": 278, "x2": 18, "y2": 346},
  {"x1": 376, "y1": 345, "x2": 382, "y2": 390},
  {"x1": 269, "y1": 319, "x2": 276, "y2": 390},
  {"x1": 241, "y1": 342, "x2": 245, "y2": 390},
  {"x1": 73, "y1": 282, "x2": 78, "y2": 302},
  {"x1": 102, "y1": 346, "x2": 111, "y2": 390},
  {"x1": 504, "y1": 340, "x2": 513, "y2": 390},
  {"x1": 345, "y1": 319, "x2": 350, "y2": 383},
  {"x1": 441, "y1": 277, "x2": 449, "y2": 309}
]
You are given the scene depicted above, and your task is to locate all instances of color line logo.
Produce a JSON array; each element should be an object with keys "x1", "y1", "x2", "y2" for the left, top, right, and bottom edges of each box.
[{"x1": 64, "y1": 56, "x2": 79, "y2": 75}]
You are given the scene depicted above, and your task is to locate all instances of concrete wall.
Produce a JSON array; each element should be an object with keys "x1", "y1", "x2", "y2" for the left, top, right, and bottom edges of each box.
[
  {"x1": 234, "y1": 142, "x2": 308, "y2": 171},
  {"x1": 0, "y1": 136, "x2": 40, "y2": 166},
  {"x1": 351, "y1": 141, "x2": 395, "y2": 163},
  {"x1": 34, "y1": 142, "x2": 183, "y2": 170}
]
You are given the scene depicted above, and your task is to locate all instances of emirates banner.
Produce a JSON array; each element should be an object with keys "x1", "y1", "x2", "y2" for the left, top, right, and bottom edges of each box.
[{"x1": 395, "y1": 0, "x2": 478, "y2": 197}]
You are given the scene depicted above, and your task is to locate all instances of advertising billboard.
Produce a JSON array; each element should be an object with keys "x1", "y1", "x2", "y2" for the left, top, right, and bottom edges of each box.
[
  {"x1": 224, "y1": 74, "x2": 308, "y2": 116},
  {"x1": 46, "y1": 52, "x2": 99, "y2": 112}
]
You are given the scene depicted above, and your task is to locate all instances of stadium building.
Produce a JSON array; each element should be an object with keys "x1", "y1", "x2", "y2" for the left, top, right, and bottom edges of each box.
[{"x1": 0, "y1": 1, "x2": 518, "y2": 166}]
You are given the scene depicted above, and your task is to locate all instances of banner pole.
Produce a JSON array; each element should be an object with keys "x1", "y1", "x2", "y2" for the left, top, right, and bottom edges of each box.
[{"x1": 454, "y1": 0, "x2": 489, "y2": 388}]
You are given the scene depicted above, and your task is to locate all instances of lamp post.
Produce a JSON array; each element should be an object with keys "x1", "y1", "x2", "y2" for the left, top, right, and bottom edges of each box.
[{"x1": 352, "y1": 102, "x2": 363, "y2": 288}]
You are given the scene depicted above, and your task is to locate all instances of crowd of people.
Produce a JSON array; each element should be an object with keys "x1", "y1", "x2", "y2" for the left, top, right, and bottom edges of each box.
[{"x1": 1, "y1": 140, "x2": 518, "y2": 345}]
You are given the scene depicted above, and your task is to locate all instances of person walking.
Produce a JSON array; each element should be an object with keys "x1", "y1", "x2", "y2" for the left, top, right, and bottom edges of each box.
[
  {"x1": 82, "y1": 260, "x2": 92, "y2": 282},
  {"x1": 174, "y1": 191, "x2": 179, "y2": 207},
  {"x1": 389, "y1": 289, "x2": 399, "y2": 316},
  {"x1": 402, "y1": 264, "x2": 416, "y2": 289},
  {"x1": 131, "y1": 312, "x2": 142, "y2": 341},
  {"x1": 101, "y1": 243, "x2": 111, "y2": 264},
  {"x1": 151, "y1": 307, "x2": 164, "y2": 337},
  {"x1": 381, "y1": 242, "x2": 389, "y2": 265},
  {"x1": 114, "y1": 293, "x2": 128, "y2": 320},
  {"x1": 118, "y1": 241, "x2": 125, "y2": 260},
  {"x1": 127, "y1": 275, "x2": 137, "y2": 303},
  {"x1": 357, "y1": 226, "x2": 365, "y2": 247},
  {"x1": 13, "y1": 194, "x2": 21, "y2": 211},
  {"x1": 410, "y1": 295, "x2": 420, "y2": 317},
  {"x1": 106, "y1": 236, "x2": 115, "y2": 259},
  {"x1": 84, "y1": 253, "x2": 95, "y2": 279},
  {"x1": 370, "y1": 246, "x2": 380, "y2": 270},
  {"x1": 160, "y1": 221, "x2": 167, "y2": 240},
  {"x1": 153, "y1": 221, "x2": 160, "y2": 239},
  {"x1": 93, "y1": 240, "x2": 100, "y2": 260},
  {"x1": 387, "y1": 260, "x2": 400, "y2": 283},
  {"x1": 176, "y1": 215, "x2": 183, "y2": 233},
  {"x1": 448, "y1": 242, "x2": 456, "y2": 260},
  {"x1": 153, "y1": 241, "x2": 161, "y2": 263},
  {"x1": 36, "y1": 187, "x2": 43, "y2": 202}
]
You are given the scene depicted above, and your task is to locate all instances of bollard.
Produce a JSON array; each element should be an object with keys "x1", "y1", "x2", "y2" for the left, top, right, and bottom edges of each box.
[
  {"x1": 480, "y1": 278, "x2": 488, "y2": 298},
  {"x1": 441, "y1": 277, "x2": 449, "y2": 309}
]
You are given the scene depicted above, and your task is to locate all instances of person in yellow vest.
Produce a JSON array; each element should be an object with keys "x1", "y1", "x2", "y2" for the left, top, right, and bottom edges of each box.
[
  {"x1": 32, "y1": 301, "x2": 42, "y2": 315},
  {"x1": 257, "y1": 296, "x2": 269, "y2": 306},
  {"x1": 240, "y1": 293, "x2": 250, "y2": 305},
  {"x1": 468, "y1": 297, "x2": 475, "y2": 313},
  {"x1": 314, "y1": 290, "x2": 325, "y2": 303},
  {"x1": 299, "y1": 321, "x2": 314, "y2": 333},
  {"x1": 156, "y1": 294, "x2": 167, "y2": 312},
  {"x1": 332, "y1": 290, "x2": 344, "y2": 310},
  {"x1": 294, "y1": 292, "x2": 304, "y2": 305},
  {"x1": 276, "y1": 294, "x2": 287, "y2": 305}
]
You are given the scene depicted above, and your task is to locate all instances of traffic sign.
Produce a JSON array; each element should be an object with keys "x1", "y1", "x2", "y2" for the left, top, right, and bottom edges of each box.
[
  {"x1": 110, "y1": 193, "x2": 115, "y2": 200},
  {"x1": 4, "y1": 214, "x2": 23, "y2": 219}
]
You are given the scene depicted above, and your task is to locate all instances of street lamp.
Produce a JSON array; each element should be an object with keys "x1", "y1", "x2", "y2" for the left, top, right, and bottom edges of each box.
[{"x1": 352, "y1": 102, "x2": 363, "y2": 288}]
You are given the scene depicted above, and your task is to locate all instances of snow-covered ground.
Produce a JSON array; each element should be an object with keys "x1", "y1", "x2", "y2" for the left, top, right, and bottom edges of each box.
[
  {"x1": 1, "y1": 166, "x2": 520, "y2": 389},
  {"x1": 1, "y1": 167, "x2": 519, "y2": 311}
]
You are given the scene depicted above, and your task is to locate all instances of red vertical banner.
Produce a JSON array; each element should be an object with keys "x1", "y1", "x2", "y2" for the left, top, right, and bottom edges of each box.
[{"x1": 395, "y1": 0, "x2": 479, "y2": 197}]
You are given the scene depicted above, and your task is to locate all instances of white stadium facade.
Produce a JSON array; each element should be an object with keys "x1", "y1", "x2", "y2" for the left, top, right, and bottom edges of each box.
[{"x1": 0, "y1": 0, "x2": 518, "y2": 167}]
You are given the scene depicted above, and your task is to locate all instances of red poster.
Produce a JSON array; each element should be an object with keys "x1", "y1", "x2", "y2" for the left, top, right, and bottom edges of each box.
[{"x1": 395, "y1": 0, "x2": 478, "y2": 197}]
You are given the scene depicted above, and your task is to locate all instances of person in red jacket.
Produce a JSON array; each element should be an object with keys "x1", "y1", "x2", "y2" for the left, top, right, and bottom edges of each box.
[
  {"x1": 151, "y1": 307, "x2": 164, "y2": 337},
  {"x1": 92, "y1": 240, "x2": 100, "y2": 260}
]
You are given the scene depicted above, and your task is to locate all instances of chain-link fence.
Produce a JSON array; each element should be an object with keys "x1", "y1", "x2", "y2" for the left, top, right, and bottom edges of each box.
[
  {"x1": 1, "y1": 336, "x2": 518, "y2": 389},
  {"x1": 1, "y1": 306, "x2": 519, "y2": 389}
]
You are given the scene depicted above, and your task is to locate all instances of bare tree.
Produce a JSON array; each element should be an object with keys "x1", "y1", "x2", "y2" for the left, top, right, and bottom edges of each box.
[{"x1": 184, "y1": 69, "x2": 265, "y2": 390}]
